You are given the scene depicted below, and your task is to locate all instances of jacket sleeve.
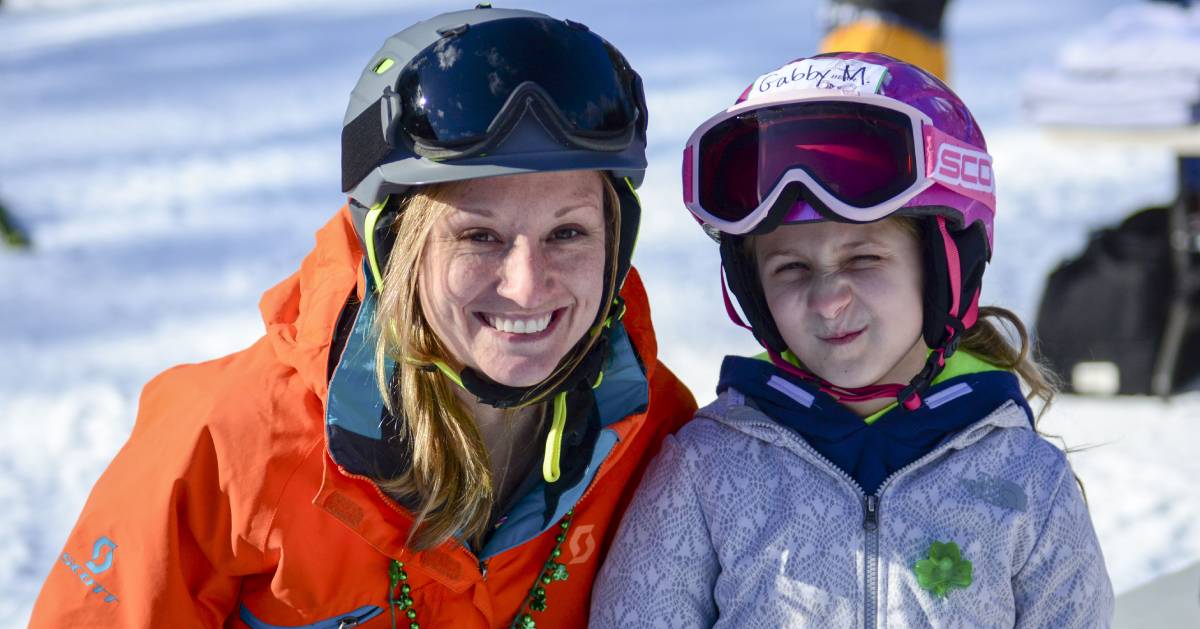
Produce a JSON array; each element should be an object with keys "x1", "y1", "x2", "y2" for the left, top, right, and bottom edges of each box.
[
  {"x1": 590, "y1": 430, "x2": 719, "y2": 628},
  {"x1": 28, "y1": 368, "x2": 274, "y2": 628},
  {"x1": 1012, "y1": 461, "x2": 1115, "y2": 628}
]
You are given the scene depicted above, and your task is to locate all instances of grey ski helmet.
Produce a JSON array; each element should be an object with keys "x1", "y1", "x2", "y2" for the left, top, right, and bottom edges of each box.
[{"x1": 341, "y1": 4, "x2": 648, "y2": 291}]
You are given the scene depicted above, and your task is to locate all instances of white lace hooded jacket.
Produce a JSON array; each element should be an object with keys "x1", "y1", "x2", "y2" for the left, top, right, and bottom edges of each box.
[{"x1": 590, "y1": 382, "x2": 1114, "y2": 628}]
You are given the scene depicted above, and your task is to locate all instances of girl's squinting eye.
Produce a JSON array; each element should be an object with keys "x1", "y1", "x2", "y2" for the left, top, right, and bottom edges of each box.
[
  {"x1": 774, "y1": 260, "x2": 810, "y2": 275},
  {"x1": 849, "y1": 254, "x2": 883, "y2": 266}
]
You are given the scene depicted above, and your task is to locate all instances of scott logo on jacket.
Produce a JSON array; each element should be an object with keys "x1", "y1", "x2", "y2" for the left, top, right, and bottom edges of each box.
[{"x1": 58, "y1": 535, "x2": 120, "y2": 604}]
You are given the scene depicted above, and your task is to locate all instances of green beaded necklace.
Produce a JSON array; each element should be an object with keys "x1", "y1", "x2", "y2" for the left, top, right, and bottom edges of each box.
[{"x1": 388, "y1": 510, "x2": 576, "y2": 629}]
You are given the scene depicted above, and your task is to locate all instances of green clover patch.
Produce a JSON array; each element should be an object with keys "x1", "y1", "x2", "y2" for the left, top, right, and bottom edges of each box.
[{"x1": 914, "y1": 540, "x2": 973, "y2": 598}]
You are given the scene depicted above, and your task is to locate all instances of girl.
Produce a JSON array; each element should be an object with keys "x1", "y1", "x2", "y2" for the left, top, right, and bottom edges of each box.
[
  {"x1": 591, "y1": 52, "x2": 1113, "y2": 627},
  {"x1": 31, "y1": 7, "x2": 695, "y2": 628}
]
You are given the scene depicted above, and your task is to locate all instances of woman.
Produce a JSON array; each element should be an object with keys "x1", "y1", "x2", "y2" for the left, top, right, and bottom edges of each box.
[{"x1": 31, "y1": 7, "x2": 695, "y2": 628}]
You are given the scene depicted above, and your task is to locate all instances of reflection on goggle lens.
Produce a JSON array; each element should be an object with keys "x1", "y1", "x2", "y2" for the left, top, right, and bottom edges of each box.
[{"x1": 394, "y1": 18, "x2": 639, "y2": 146}]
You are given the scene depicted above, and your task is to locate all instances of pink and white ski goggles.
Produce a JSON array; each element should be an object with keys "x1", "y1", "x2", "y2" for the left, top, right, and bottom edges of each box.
[{"x1": 682, "y1": 91, "x2": 996, "y2": 235}]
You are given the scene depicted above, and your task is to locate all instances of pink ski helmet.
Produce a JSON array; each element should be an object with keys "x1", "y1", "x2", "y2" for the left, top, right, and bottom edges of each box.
[{"x1": 685, "y1": 52, "x2": 996, "y2": 408}]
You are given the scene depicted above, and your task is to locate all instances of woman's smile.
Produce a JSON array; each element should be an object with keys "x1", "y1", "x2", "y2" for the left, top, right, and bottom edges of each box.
[{"x1": 476, "y1": 308, "x2": 565, "y2": 340}]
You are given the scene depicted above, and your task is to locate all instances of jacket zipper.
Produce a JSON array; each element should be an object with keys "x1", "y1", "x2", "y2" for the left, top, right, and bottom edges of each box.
[
  {"x1": 733, "y1": 415, "x2": 1005, "y2": 629},
  {"x1": 334, "y1": 605, "x2": 384, "y2": 628},
  {"x1": 734, "y1": 420, "x2": 881, "y2": 627},
  {"x1": 863, "y1": 495, "x2": 879, "y2": 629},
  {"x1": 238, "y1": 603, "x2": 383, "y2": 629}
]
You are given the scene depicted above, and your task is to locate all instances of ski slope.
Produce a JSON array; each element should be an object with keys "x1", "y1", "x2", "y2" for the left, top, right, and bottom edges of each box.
[{"x1": 2, "y1": 0, "x2": 1197, "y2": 624}]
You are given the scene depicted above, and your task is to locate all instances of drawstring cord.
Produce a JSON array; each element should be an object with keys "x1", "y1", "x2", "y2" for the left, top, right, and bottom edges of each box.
[{"x1": 541, "y1": 392, "x2": 569, "y2": 483}]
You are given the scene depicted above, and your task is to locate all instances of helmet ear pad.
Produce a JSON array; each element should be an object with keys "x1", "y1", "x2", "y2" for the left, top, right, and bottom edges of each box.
[
  {"x1": 611, "y1": 177, "x2": 641, "y2": 293},
  {"x1": 919, "y1": 217, "x2": 989, "y2": 352},
  {"x1": 719, "y1": 234, "x2": 789, "y2": 354}
]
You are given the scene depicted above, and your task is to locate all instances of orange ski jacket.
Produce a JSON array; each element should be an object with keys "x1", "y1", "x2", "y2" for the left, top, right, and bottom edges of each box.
[{"x1": 30, "y1": 207, "x2": 697, "y2": 628}]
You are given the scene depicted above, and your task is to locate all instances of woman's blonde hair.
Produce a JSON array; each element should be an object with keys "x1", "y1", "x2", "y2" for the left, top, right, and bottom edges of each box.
[{"x1": 372, "y1": 173, "x2": 621, "y2": 551}]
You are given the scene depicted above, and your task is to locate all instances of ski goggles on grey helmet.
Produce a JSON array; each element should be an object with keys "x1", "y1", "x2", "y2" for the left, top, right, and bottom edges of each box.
[
  {"x1": 397, "y1": 17, "x2": 642, "y2": 146},
  {"x1": 341, "y1": 17, "x2": 645, "y2": 191}
]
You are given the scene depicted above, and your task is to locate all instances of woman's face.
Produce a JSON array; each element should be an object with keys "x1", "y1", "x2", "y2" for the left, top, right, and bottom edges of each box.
[
  {"x1": 754, "y1": 218, "x2": 927, "y2": 389},
  {"x1": 418, "y1": 170, "x2": 607, "y2": 388}
]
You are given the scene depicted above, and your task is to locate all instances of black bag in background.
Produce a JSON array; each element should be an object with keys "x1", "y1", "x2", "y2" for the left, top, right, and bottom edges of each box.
[{"x1": 1035, "y1": 206, "x2": 1200, "y2": 394}]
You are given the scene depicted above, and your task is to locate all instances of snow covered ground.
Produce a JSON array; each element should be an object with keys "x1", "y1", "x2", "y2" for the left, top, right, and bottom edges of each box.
[{"x1": 1, "y1": 0, "x2": 1196, "y2": 624}]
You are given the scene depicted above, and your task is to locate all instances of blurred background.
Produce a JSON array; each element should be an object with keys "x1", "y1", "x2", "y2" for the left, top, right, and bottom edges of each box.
[{"x1": 1, "y1": 0, "x2": 1197, "y2": 625}]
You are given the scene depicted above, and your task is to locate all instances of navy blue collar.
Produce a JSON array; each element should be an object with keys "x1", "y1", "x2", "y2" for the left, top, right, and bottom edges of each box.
[{"x1": 717, "y1": 355, "x2": 1032, "y2": 495}]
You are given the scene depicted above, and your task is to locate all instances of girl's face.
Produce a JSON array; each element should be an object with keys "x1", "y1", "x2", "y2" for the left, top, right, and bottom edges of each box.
[
  {"x1": 754, "y1": 218, "x2": 927, "y2": 390},
  {"x1": 418, "y1": 170, "x2": 607, "y2": 388}
]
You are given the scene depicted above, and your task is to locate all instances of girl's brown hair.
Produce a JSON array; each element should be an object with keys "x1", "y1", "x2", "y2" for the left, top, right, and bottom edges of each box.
[
  {"x1": 371, "y1": 173, "x2": 621, "y2": 551},
  {"x1": 959, "y1": 306, "x2": 1059, "y2": 422},
  {"x1": 896, "y1": 217, "x2": 1060, "y2": 422}
]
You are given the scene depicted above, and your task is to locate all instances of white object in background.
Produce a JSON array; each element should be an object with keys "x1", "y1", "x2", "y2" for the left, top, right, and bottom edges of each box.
[
  {"x1": 1058, "y1": 4, "x2": 1200, "y2": 75},
  {"x1": 1113, "y1": 561, "x2": 1200, "y2": 628},
  {"x1": 1022, "y1": 70, "x2": 1200, "y2": 105},
  {"x1": 1025, "y1": 101, "x2": 1200, "y2": 128},
  {"x1": 1072, "y1": 361, "x2": 1121, "y2": 395}
]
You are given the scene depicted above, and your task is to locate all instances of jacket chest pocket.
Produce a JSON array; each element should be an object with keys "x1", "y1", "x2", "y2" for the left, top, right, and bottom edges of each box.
[{"x1": 237, "y1": 603, "x2": 385, "y2": 629}]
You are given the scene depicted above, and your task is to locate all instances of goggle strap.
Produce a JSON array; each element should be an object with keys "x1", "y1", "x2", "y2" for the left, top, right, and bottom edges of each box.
[
  {"x1": 682, "y1": 145, "x2": 694, "y2": 206},
  {"x1": 923, "y1": 123, "x2": 997, "y2": 213},
  {"x1": 342, "y1": 98, "x2": 393, "y2": 193}
]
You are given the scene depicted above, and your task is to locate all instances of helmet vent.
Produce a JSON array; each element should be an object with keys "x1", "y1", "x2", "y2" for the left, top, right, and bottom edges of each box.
[
  {"x1": 372, "y1": 58, "x2": 394, "y2": 75},
  {"x1": 436, "y1": 24, "x2": 469, "y2": 38}
]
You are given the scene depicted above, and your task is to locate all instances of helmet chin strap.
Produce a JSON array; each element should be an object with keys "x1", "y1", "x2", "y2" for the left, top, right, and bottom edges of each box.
[
  {"x1": 421, "y1": 358, "x2": 573, "y2": 484},
  {"x1": 764, "y1": 347, "x2": 925, "y2": 409},
  {"x1": 419, "y1": 299, "x2": 622, "y2": 484}
]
